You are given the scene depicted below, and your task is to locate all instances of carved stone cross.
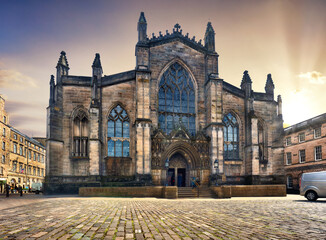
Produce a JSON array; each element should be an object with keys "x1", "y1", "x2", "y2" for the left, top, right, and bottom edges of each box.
[{"x1": 174, "y1": 23, "x2": 181, "y2": 32}]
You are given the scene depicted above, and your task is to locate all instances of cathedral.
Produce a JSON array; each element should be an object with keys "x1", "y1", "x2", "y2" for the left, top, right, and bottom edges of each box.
[{"x1": 46, "y1": 12, "x2": 284, "y2": 193}]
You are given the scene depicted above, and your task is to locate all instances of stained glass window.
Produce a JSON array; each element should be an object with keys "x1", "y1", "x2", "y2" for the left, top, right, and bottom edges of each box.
[
  {"x1": 223, "y1": 113, "x2": 239, "y2": 160},
  {"x1": 107, "y1": 105, "x2": 130, "y2": 157},
  {"x1": 158, "y1": 62, "x2": 196, "y2": 135}
]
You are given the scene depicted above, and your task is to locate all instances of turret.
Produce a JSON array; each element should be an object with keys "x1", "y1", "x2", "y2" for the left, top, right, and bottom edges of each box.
[
  {"x1": 137, "y1": 12, "x2": 147, "y2": 42},
  {"x1": 49, "y1": 75, "x2": 55, "y2": 106},
  {"x1": 241, "y1": 70, "x2": 252, "y2": 98},
  {"x1": 56, "y1": 51, "x2": 69, "y2": 84},
  {"x1": 265, "y1": 73, "x2": 275, "y2": 97},
  {"x1": 204, "y1": 22, "x2": 215, "y2": 52},
  {"x1": 92, "y1": 53, "x2": 103, "y2": 79}
]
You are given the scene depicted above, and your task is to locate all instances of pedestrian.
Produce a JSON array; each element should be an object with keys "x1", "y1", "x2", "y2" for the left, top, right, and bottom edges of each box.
[
  {"x1": 5, "y1": 184, "x2": 10, "y2": 197},
  {"x1": 19, "y1": 185, "x2": 23, "y2": 197}
]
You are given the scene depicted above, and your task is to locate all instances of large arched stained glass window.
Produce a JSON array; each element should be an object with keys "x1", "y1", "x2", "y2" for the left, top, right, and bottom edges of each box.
[
  {"x1": 223, "y1": 113, "x2": 239, "y2": 160},
  {"x1": 158, "y1": 62, "x2": 196, "y2": 135},
  {"x1": 107, "y1": 105, "x2": 130, "y2": 157}
]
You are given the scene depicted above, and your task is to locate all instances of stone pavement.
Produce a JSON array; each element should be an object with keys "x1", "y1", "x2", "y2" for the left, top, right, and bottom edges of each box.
[{"x1": 0, "y1": 194, "x2": 325, "y2": 239}]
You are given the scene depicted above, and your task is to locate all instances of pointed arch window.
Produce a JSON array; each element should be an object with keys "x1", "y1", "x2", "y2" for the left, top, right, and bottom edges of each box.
[
  {"x1": 158, "y1": 62, "x2": 196, "y2": 135},
  {"x1": 107, "y1": 105, "x2": 130, "y2": 157},
  {"x1": 72, "y1": 112, "x2": 89, "y2": 157},
  {"x1": 223, "y1": 113, "x2": 239, "y2": 160}
]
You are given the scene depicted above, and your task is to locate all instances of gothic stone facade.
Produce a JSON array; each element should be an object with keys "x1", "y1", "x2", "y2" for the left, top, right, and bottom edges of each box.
[{"x1": 46, "y1": 13, "x2": 284, "y2": 191}]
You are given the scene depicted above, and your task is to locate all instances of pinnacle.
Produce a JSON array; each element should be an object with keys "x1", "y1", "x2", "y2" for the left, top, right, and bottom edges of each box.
[
  {"x1": 205, "y1": 22, "x2": 215, "y2": 34},
  {"x1": 92, "y1": 53, "x2": 102, "y2": 69},
  {"x1": 265, "y1": 73, "x2": 274, "y2": 87},
  {"x1": 139, "y1": 12, "x2": 146, "y2": 23},
  {"x1": 241, "y1": 70, "x2": 252, "y2": 84},
  {"x1": 57, "y1": 50, "x2": 69, "y2": 68}
]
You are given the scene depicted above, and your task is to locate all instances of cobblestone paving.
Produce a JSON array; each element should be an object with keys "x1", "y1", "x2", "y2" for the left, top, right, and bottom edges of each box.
[{"x1": 0, "y1": 195, "x2": 325, "y2": 239}]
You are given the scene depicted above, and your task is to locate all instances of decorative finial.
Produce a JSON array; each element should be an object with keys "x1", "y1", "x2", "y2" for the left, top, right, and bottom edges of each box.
[
  {"x1": 174, "y1": 23, "x2": 181, "y2": 32},
  {"x1": 92, "y1": 53, "x2": 102, "y2": 69}
]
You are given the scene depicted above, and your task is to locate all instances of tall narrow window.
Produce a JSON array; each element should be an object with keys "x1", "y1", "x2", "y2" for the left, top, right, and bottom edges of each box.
[
  {"x1": 258, "y1": 122, "x2": 265, "y2": 161},
  {"x1": 315, "y1": 146, "x2": 322, "y2": 161},
  {"x1": 223, "y1": 113, "x2": 239, "y2": 160},
  {"x1": 72, "y1": 112, "x2": 89, "y2": 157},
  {"x1": 286, "y1": 137, "x2": 291, "y2": 146},
  {"x1": 286, "y1": 152, "x2": 292, "y2": 165},
  {"x1": 299, "y1": 149, "x2": 305, "y2": 163},
  {"x1": 314, "y1": 127, "x2": 321, "y2": 138},
  {"x1": 107, "y1": 105, "x2": 130, "y2": 157},
  {"x1": 158, "y1": 62, "x2": 196, "y2": 135}
]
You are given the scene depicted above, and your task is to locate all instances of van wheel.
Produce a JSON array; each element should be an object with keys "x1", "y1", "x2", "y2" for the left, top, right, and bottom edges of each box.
[
  {"x1": 306, "y1": 191, "x2": 318, "y2": 201},
  {"x1": 36, "y1": 190, "x2": 39, "y2": 194}
]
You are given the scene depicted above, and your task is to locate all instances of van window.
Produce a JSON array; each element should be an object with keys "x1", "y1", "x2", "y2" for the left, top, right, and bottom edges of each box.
[{"x1": 303, "y1": 172, "x2": 326, "y2": 181}]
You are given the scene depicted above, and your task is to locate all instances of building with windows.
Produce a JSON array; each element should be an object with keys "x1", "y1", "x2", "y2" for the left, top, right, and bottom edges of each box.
[
  {"x1": 0, "y1": 96, "x2": 10, "y2": 193},
  {"x1": 46, "y1": 13, "x2": 284, "y2": 193},
  {"x1": 284, "y1": 113, "x2": 326, "y2": 193},
  {"x1": 0, "y1": 95, "x2": 46, "y2": 192},
  {"x1": 8, "y1": 128, "x2": 46, "y2": 191}
]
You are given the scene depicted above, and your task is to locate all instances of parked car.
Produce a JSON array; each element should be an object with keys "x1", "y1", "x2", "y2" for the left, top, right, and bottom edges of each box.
[
  {"x1": 300, "y1": 171, "x2": 326, "y2": 201},
  {"x1": 31, "y1": 182, "x2": 43, "y2": 194}
]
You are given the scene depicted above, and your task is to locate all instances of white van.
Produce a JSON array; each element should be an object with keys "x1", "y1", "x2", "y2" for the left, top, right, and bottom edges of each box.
[
  {"x1": 300, "y1": 171, "x2": 326, "y2": 201},
  {"x1": 31, "y1": 182, "x2": 43, "y2": 194}
]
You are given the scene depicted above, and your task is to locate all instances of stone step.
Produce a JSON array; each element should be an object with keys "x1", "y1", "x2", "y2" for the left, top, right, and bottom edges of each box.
[{"x1": 177, "y1": 187, "x2": 217, "y2": 198}]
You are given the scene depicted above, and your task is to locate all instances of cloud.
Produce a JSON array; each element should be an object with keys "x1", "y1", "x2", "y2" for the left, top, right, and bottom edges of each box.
[
  {"x1": 298, "y1": 71, "x2": 326, "y2": 85},
  {"x1": 0, "y1": 69, "x2": 38, "y2": 89},
  {"x1": 5, "y1": 100, "x2": 43, "y2": 112},
  {"x1": 9, "y1": 115, "x2": 44, "y2": 126}
]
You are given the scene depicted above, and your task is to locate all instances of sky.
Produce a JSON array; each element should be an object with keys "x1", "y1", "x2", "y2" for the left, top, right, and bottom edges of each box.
[{"x1": 0, "y1": 0, "x2": 326, "y2": 136}]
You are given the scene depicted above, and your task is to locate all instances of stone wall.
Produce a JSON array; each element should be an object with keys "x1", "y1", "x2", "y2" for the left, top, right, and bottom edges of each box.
[
  {"x1": 78, "y1": 185, "x2": 286, "y2": 198},
  {"x1": 79, "y1": 186, "x2": 164, "y2": 198}
]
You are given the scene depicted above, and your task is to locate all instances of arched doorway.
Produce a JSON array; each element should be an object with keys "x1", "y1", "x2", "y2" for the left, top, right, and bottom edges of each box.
[{"x1": 167, "y1": 153, "x2": 188, "y2": 187}]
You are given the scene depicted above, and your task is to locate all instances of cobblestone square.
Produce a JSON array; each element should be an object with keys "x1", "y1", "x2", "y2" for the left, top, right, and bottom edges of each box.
[{"x1": 0, "y1": 194, "x2": 325, "y2": 239}]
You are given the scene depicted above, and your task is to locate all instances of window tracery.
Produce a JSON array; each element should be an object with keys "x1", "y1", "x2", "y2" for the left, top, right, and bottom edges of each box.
[
  {"x1": 107, "y1": 105, "x2": 130, "y2": 157},
  {"x1": 223, "y1": 113, "x2": 239, "y2": 160},
  {"x1": 72, "y1": 111, "x2": 88, "y2": 157},
  {"x1": 158, "y1": 62, "x2": 196, "y2": 135}
]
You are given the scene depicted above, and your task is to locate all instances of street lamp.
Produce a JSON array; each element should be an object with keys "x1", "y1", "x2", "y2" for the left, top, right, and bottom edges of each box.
[
  {"x1": 165, "y1": 158, "x2": 169, "y2": 186},
  {"x1": 214, "y1": 159, "x2": 219, "y2": 173},
  {"x1": 214, "y1": 159, "x2": 219, "y2": 186}
]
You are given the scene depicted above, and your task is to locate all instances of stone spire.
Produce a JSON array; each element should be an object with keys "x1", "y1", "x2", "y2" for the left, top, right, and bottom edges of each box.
[
  {"x1": 204, "y1": 22, "x2": 215, "y2": 52},
  {"x1": 265, "y1": 73, "x2": 275, "y2": 96},
  {"x1": 92, "y1": 53, "x2": 103, "y2": 79},
  {"x1": 241, "y1": 70, "x2": 252, "y2": 98},
  {"x1": 49, "y1": 75, "x2": 55, "y2": 106},
  {"x1": 137, "y1": 12, "x2": 147, "y2": 42},
  {"x1": 56, "y1": 51, "x2": 69, "y2": 71},
  {"x1": 56, "y1": 51, "x2": 69, "y2": 84}
]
